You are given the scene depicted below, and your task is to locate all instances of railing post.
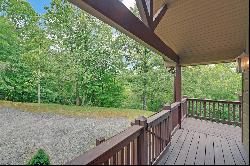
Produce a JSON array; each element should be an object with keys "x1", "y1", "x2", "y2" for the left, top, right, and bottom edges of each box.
[
  {"x1": 174, "y1": 65, "x2": 182, "y2": 102},
  {"x1": 182, "y1": 95, "x2": 188, "y2": 118},
  {"x1": 96, "y1": 137, "x2": 105, "y2": 146},
  {"x1": 164, "y1": 105, "x2": 172, "y2": 140},
  {"x1": 134, "y1": 116, "x2": 148, "y2": 165}
]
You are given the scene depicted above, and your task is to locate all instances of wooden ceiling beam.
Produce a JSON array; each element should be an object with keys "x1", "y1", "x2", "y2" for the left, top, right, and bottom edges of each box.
[
  {"x1": 68, "y1": 0, "x2": 179, "y2": 63},
  {"x1": 149, "y1": 0, "x2": 153, "y2": 20},
  {"x1": 153, "y1": 4, "x2": 168, "y2": 30},
  {"x1": 135, "y1": 0, "x2": 153, "y2": 29}
]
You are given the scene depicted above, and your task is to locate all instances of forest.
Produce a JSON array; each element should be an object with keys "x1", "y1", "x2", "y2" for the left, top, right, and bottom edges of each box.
[{"x1": 0, "y1": 0, "x2": 242, "y2": 112}]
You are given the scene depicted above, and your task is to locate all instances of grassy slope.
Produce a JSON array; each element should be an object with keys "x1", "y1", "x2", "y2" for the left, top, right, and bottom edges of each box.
[{"x1": 0, "y1": 100, "x2": 154, "y2": 120}]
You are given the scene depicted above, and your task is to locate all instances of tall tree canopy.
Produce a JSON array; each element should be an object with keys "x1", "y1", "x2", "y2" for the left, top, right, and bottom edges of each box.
[{"x1": 0, "y1": 0, "x2": 242, "y2": 111}]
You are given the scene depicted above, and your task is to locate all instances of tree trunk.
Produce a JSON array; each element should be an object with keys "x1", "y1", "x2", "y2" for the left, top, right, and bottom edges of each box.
[
  {"x1": 142, "y1": 85, "x2": 147, "y2": 111},
  {"x1": 75, "y1": 81, "x2": 81, "y2": 106},
  {"x1": 142, "y1": 48, "x2": 148, "y2": 111},
  {"x1": 38, "y1": 43, "x2": 41, "y2": 104},
  {"x1": 37, "y1": 73, "x2": 41, "y2": 104}
]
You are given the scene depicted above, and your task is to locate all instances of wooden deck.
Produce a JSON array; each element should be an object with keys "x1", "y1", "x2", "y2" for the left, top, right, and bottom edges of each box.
[{"x1": 158, "y1": 118, "x2": 249, "y2": 165}]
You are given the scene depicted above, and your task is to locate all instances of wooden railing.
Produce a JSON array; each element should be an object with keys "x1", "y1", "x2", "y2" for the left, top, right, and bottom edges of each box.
[
  {"x1": 66, "y1": 124, "x2": 144, "y2": 165},
  {"x1": 65, "y1": 97, "x2": 241, "y2": 165},
  {"x1": 187, "y1": 98, "x2": 242, "y2": 126},
  {"x1": 65, "y1": 101, "x2": 185, "y2": 165}
]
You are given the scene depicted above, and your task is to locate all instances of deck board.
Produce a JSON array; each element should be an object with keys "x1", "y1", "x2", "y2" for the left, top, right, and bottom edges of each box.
[
  {"x1": 221, "y1": 138, "x2": 235, "y2": 165},
  {"x1": 158, "y1": 118, "x2": 248, "y2": 165},
  {"x1": 235, "y1": 140, "x2": 249, "y2": 164},
  {"x1": 174, "y1": 131, "x2": 194, "y2": 165},
  {"x1": 157, "y1": 129, "x2": 183, "y2": 165},
  {"x1": 195, "y1": 133, "x2": 206, "y2": 165},
  {"x1": 164, "y1": 130, "x2": 188, "y2": 165},
  {"x1": 227, "y1": 139, "x2": 246, "y2": 165},
  {"x1": 184, "y1": 132, "x2": 200, "y2": 165},
  {"x1": 205, "y1": 134, "x2": 215, "y2": 165},
  {"x1": 214, "y1": 137, "x2": 224, "y2": 165}
]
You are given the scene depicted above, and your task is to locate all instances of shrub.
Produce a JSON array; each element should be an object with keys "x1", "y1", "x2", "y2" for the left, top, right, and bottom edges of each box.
[{"x1": 27, "y1": 149, "x2": 50, "y2": 165}]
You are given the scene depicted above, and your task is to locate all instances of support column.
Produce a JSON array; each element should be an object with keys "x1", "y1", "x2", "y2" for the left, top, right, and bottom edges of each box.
[
  {"x1": 174, "y1": 64, "x2": 182, "y2": 129},
  {"x1": 174, "y1": 64, "x2": 182, "y2": 102}
]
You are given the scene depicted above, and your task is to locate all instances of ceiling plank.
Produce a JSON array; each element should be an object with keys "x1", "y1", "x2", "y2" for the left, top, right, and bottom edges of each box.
[
  {"x1": 153, "y1": 4, "x2": 168, "y2": 30},
  {"x1": 68, "y1": 0, "x2": 179, "y2": 63}
]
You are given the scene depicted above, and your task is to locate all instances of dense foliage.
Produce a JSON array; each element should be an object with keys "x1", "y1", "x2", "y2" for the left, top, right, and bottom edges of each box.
[
  {"x1": 27, "y1": 149, "x2": 50, "y2": 165},
  {"x1": 0, "y1": 0, "x2": 241, "y2": 112}
]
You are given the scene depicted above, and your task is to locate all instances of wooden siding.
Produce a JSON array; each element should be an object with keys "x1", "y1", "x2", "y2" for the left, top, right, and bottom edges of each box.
[{"x1": 243, "y1": 70, "x2": 249, "y2": 153}]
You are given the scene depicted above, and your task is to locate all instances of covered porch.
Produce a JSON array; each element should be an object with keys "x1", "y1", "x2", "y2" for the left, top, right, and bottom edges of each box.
[{"x1": 66, "y1": 0, "x2": 249, "y2": 165}]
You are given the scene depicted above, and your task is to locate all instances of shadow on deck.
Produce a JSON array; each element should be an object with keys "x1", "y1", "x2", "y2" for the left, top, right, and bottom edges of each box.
[{"x1": 158, "y1": 118, "x2": 249, "y2": 165}]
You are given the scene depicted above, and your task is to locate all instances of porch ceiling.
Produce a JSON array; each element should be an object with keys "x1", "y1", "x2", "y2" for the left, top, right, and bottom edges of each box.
[{"x1": 154, "y1": 0, "x2": 249, "y2": 66}]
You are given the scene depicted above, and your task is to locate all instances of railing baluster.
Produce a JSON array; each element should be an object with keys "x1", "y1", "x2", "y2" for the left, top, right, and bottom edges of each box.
[
  {"x1": 233, "y1": 104, "x2": 236, "y2": 125},
  {"x1": 218, "y1": 102, "x2": 220, "y2": 122},
  {"x1": 199, "y1": 101, "x2": 202, "y2": 118},
  {"x1": 192, "y1": 100, "x2": 194, "y2": 116},
  {"x1": 134, "y1": 139, "x2": 138, "y2": 165},
  {"x1": 126, "y1": 144, "x2": 130, "y2": 165},
  {"x1": 239, "y1": 103, "x2": 242, "y2": 126},
  {"x1": 152, "y1": 127, "x2": 155, "y2": 161},
  {"x1": 204, "y1": 101, "x2": 207, "y2": 119},
  {"x1": 121, "y1": 148, "x2": 124, "y2": 165},
  {"x1": 213, "y1": 102, "x2": 215, "y2": 121},
  {"x1": 195, "y1": 100, "x2": 197, "y2": 117},
  {"x1": 208, "y1": 102, "x2": 211, "y2": 119},
  {"x1": 112, "y1": 154, "x2": 117, "y2": 165},
  {"x1": 148, "y1": 128, "x2": 151, "y2": 164},
  {"x1": 132, "y1": 141, "x2": 135, "y2": 165},
  {"x1": 156, "y1": 125, "x2": 159, "y2": 156}
]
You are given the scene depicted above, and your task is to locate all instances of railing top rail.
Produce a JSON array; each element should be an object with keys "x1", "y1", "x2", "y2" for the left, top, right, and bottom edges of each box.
[
  {"x1": 147, "y1": 109, "x2": 170, "y2": 127},
  {"x1": 65, "y1": 125, "x2": 144, "y2": 165},
  {"x1": 187, "y1": 98, "x2": 241, "y2": 104},
  {"x1": 171, "y1": 101, "x2": 181, "y2": 110},
  {"x1": 181, "y1": 98, "x2": 188, "y2": 102}
]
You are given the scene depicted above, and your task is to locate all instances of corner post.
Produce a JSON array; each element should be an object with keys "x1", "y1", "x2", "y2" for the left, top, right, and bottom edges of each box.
[
  {"x1": 182, "y1": 95, "x2": 188, "y2": 118},
  {"x1": 174, "y1": 64, "x2": 182, "y2": 128},
  {"x1": 134, "y1": 116, "x2": 148, "y2": 165},
  {"x1": 96, "y1": 137, "x2": 105, "y2": 146},
  {"x1": 174, "y1": 64, "x2": 182, "y2": 102}
]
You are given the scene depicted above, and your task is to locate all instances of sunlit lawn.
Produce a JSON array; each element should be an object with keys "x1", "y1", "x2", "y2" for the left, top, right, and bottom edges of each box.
[{"x1": 0, "y1": 100, "x2": 154, "y2": 120}]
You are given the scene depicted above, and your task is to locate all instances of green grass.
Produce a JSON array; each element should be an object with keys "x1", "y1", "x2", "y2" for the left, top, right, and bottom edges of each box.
[{"x1": 0, "y1": 100, "x2": 154, "y2": 120}]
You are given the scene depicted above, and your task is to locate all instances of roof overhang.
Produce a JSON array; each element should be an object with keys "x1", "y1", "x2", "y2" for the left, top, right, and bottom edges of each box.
[{"x1": 69, "y1": 0, "x2": 249, "y2": 67}]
